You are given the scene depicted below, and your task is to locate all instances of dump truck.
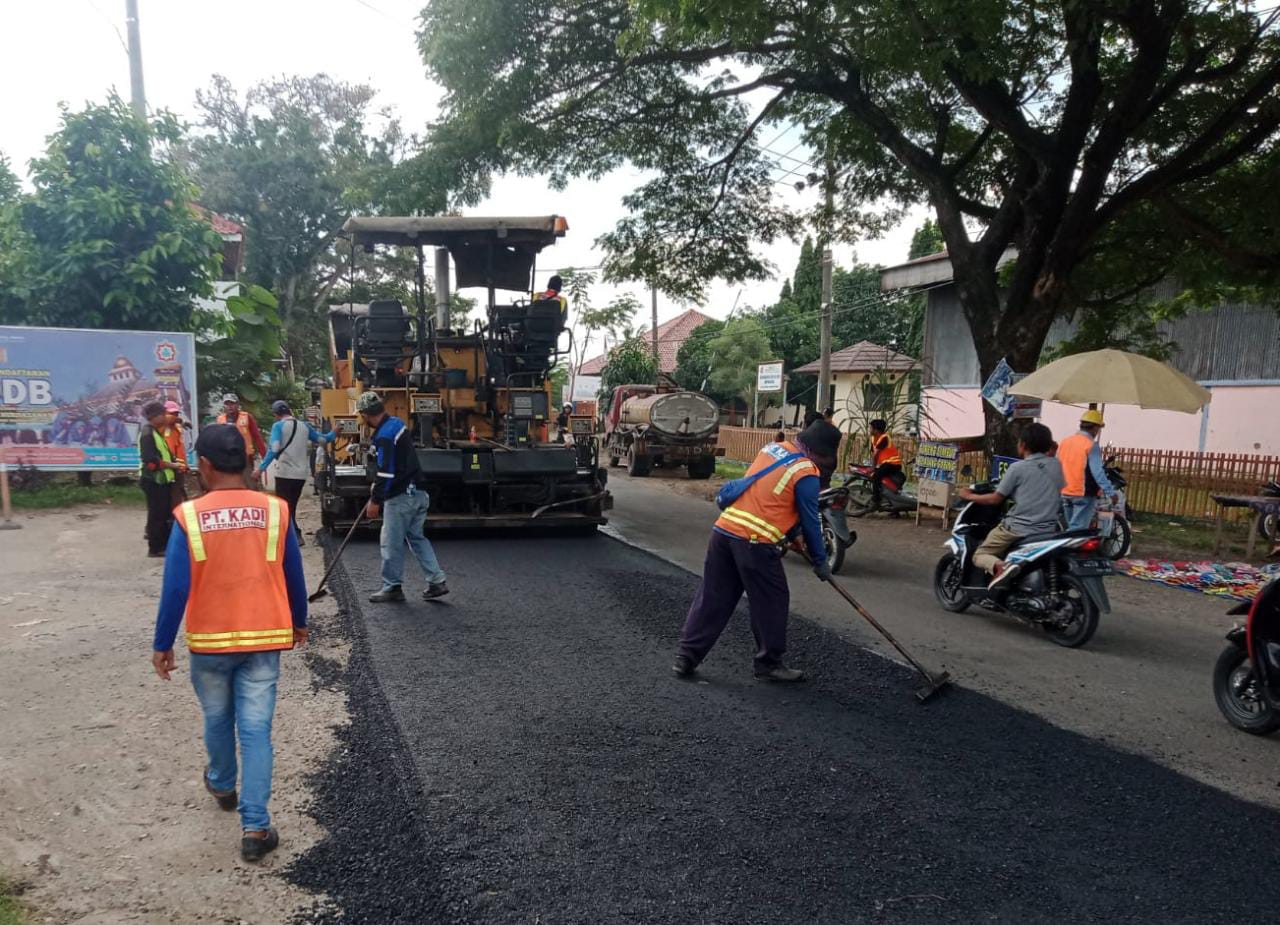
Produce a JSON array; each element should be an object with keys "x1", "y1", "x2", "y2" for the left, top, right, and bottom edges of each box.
[
  {"x1": 313, "y1": 215, "x2": 610, "y2": 532},
  {"x1": 603, "y1": 383, "x2": 721, "y2": 478}
]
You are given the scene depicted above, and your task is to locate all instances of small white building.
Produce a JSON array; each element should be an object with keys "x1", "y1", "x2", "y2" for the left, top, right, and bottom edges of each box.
[{"x1": 793, "y1": 341, "x2": 921, "y2": 433}]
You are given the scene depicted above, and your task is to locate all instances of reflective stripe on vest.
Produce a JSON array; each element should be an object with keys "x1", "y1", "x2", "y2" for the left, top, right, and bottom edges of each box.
[
  {"x1": 181, "y1": 496, "x2": 283, "y2": 563},
  {"x1": 265, "y1": 495, "x2": 281, "y2": 562},
  {"x1": 873, "y1": 434, "x2": 902, "y2": 466},
  {"x1": 186, "y1": 627, "x2": 294, "y2": 649},
  {"x1": 714, "y1": 441, "x2": 817, "y2": 543}
]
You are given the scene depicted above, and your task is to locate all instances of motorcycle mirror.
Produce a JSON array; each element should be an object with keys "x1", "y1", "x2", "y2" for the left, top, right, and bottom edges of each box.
[{"x1": 961, "y1": 465, "x2": 973, "y2": 476}]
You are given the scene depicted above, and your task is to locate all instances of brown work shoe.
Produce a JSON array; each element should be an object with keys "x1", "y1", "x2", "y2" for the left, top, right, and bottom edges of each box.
[
  {"x1": 241, "y1": 827, "x2": 279, "y2": 863},
  {"x1": 204, "y1": 770, "x2": 237, "y2": 812}
]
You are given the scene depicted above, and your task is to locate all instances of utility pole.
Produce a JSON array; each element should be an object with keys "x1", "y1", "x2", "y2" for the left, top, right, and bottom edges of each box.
[
  {"x1": 125, "y1": 0, "x2": 146, "y2": 117},
  {"x1": 818, "y1": 140, "x2": 834, "y2": 412},
  {"x1": 650, "y1": 283, "x2": 660, "y2": 383}
]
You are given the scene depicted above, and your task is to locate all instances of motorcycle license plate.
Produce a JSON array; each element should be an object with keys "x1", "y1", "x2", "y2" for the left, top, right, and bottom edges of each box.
[{"x1": 1074, "y1": 558, "x2": 1113, "y2": 574}]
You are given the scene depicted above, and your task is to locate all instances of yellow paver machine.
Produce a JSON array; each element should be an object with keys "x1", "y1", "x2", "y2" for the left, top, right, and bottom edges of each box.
[{"x1": 315, "y1": 215, "x2": 610, "y2": 532}]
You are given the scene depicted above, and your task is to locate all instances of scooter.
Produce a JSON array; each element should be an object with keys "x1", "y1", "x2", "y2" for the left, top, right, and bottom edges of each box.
[
  {"x1": 1094, "y1": 456, "x2": 1133, "y2": 561},
  {"x1": 780, "y1": 484, "x2": 857, "y2": 574},
  {"x1": 933, "y1": 482, "x2": 1112, "y2": 648},
  {"x1": 1212, "y1": 576, "x2": 1280, "y2": 735},
  {"x1": 846, "y1": 462, "x2": 917, "y2": 517},
  {"x1": 1257, "y1": 479, "x2": 1280, "y2": 543}
]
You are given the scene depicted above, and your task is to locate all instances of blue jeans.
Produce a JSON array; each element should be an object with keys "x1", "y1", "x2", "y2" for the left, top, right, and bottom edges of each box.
[
  {"x1": 189, "y1": 651, "x2": 280, "y2": 832},
  {"x1": 1062, "y1": 496, "x2": 1097, "y2": 531},
  {"x1": 380, "y1": 488, "x2": 446, "y2": 590}
]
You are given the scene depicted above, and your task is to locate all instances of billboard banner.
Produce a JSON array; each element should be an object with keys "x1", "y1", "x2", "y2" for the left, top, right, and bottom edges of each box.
[{"x1": 0, "y1": 325, "x2": 197, "y2": 471}]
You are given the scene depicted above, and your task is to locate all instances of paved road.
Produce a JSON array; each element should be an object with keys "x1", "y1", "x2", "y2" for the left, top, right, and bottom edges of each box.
[
  {"x1": 607, "y1": 473, "x2": 1280, "y2": 809},
  {"x1": 292, "y1": 521, "x2": 1280, "y2": 923}
]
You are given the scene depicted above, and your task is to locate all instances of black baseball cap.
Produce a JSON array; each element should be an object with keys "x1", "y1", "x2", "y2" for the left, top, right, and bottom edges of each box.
[{"x1": 195, "y1": 423, "x2": 247, "y2": 473}]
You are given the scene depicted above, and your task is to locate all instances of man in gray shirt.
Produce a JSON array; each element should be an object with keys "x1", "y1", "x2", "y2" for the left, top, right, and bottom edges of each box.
[{"x1": 957, "y1": 423, "x2": 1065, "y2": 590}]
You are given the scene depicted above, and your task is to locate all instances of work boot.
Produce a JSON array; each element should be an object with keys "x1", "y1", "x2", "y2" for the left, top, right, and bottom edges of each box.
[
  {"x1": 240, "y1": 827, "x2": 279, "y2": 863},
  {"x1": 368, "y1": 586, "x2": 406, "y2": 603},
  {"x1": 753, "y1": 664, "x2": 806, "y2": 683},
  {"x1": 672, "y1": 655, "x2": 697, "y2": 677},
  {"x1": 422, "y1": 582, "x2": 449, "y2": 600},
  {"x1": 204, "y1": 770, "x2": 237, "y2": 812}
]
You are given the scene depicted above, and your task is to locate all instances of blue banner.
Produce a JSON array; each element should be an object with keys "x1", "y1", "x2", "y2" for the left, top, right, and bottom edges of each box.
[
  {"x1": 0, "y1": 325, "x2": 197, "y2": 470},
  {"x1": 991, "y1": 454, "x2": 1020, "y2": 484}
]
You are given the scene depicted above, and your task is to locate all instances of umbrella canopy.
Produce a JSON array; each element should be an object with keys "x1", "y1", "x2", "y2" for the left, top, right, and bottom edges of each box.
[{"x1": 1011, "y1": 349, "x2": 1211, "y2": 413}]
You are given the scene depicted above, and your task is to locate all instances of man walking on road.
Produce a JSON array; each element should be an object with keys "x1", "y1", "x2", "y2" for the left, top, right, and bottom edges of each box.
[
  {"x1": 1057, "y1": 409, "x2": 1118, "y2": 531},
  {"x1": 151, "y1": 424, "x2": 309, "y2": 862},
  {"x1": 673, "y1": 436, "x2": 829, "y2": 682},
  {"x1": 257, "y1": 400, "x2": 335, "y2": 546},
  {"x1": 356, "y1": 391, "x2": 449, "y2": 603},
  {"x1": 217, "y1": 394, "x2": 267, "y2": 482},
  {"x1": 139, "y1": 401, "x2": 187, "y2": 557}
]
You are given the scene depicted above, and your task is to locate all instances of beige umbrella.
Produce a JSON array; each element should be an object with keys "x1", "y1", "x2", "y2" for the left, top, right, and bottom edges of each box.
[{"x1": 1010, "y1": 348, "x2": 1211, "y2": 413}]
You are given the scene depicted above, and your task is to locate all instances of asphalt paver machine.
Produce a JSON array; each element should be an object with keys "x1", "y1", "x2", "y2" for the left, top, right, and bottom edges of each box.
[{"x1": 315, "y1": 215, "x2": 610, "y2": 532}]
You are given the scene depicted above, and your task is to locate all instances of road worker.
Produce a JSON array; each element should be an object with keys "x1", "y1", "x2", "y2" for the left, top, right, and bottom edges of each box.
[
  {"x1": 162, "y1": 400, "x2": 189, "y2": 506},
  {"x1": 1057, "y1": 409, "x2": 1118, "y2": 531},
  {"x1": 673, "y1": 436, "x2": 830, "y2": 682},
  {"x1": 538, "y1": 274, "x2": 569, "y2": 319},
  {"x1": 357, "y1": 391, "x2": 450, "y2": 603},
  {"x1": 257, "y1": 400, "x2": 336, "y2": 546},
  {"x1": 151, "y1": 424, "x2": 308, "y2": 862},
  {"x1": 138, "y1": 400, "x2": 187, "y2": 557},
  {"x1": 869, "y1": 418, "x2": 904, "y2": 507},
  {"x1": 217, "y1": 394, "x2": 267, "y2": 482},
  {"x1": 802, "y1": 408, "x2": 843, "y2": 488}
]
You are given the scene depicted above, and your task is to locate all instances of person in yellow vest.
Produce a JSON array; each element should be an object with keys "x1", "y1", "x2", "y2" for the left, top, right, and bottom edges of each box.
[
  {"x1": 138, "y1": 400, "x2": 187, "y2": 557},
  {"x1": 673, "y1": 437, "x2": 830, "y2": 682},
  {"x1": 537, "y1": 274, "x2": 569, "y2": 319},
  {"x1": 1057, "y1": 409, "x2": 1118, "y2": 531},
  {"x1": 217, "y1": 394, "x2": 267, "y2": 481},
  {"x1": 151, "y1": 424, "x2": 309, "y2": 862}
]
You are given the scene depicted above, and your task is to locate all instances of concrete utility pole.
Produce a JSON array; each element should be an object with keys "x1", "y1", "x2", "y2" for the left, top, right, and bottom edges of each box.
[
  {"x1": 817, "y1": 140, "x2": 835, "y2": 411},
  {"x1": 125, "y1": 0, "x2": 146, "y2": 117},
  {"x1": 650, "y1": 283, "x2": 660, "y2": 382}
]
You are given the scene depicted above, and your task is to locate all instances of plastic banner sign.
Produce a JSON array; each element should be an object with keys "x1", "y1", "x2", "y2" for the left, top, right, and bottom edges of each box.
[
  {"x1": 756, "y1": 361, "x2": 784, "y2": 393},
  {"x1": 0, "y1": 325, "x2": 197, "y2": 470},
  {"x1": 991, "y1": 454, "x2": 1020, "y2": 484},
  {"x1": 914, "y1": 441, "x2": 959, "y2": 483},
  {"x1": 980, "y1": 358, "x2": 1041, "y2": 419}
]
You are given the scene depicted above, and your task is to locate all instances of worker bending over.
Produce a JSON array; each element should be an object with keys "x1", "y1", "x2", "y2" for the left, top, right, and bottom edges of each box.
[{"x1": 674, "y1": 436, "x2": 830, "y2": 682}]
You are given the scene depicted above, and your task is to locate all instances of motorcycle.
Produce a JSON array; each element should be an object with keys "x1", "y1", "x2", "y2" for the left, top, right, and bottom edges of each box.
[
  {"x1": 933, "y1": 482, "x2": 1112, "y2": 647},
  {"x1": 1094, "y1": 456, "x2": 1133, "y2": 561},
  {"x1": 846, "y1": 462, "x2": 918, "y2": 517},
  {"x1": 781, "y1": 484, "x2": 857, "y2": 574},
  {"x1": 1212, "y1": 576, "x2": 1280, "y2": 735},
  {"x1": 1257, "y1": 479, "x2": 1280, "y2": 543}
]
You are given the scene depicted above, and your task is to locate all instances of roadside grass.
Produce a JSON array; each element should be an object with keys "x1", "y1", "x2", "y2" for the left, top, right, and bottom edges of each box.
[
  {"x1": 1130, "y1": 511, "x2": 1259, "y2": 561},
  {"x1": 715, "y1": 460, "x2": 748, "y2": 480},
  {"x1": 10, "y1": 480, "x2": 145, "y2": 511},
  {"x1": 0, "y1": 877, "x2": 25, "y2": 925}
]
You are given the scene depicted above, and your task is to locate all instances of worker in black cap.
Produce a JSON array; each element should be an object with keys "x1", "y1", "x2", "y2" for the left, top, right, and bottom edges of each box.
[
  {"x1": 538, "y1": 275, "x2": 568, "y2": 318},
  {"x1": 798, "y1": 409, "x2": 843, "y2": 489}
]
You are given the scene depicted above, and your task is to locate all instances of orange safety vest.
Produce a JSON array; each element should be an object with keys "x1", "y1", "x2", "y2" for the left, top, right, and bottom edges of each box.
[
  {"x1": 175, "y1": 490, "x2": 294, "y2": 654},
  {"x1": 872, "y1": 433, "x2": 902, "y2": 467},
  {"x1": 163, "y1": 424, "x2": 185, "y2": 464},
  {"x1": 217, "y1": 411, "x2": 256, "y2": 457},
  {"x1": 715, "y1": 441, "x2": 819, "y2": 544},
  {"x1": 1057, "y1": 432, "x2": 1096, "y2": 498}
]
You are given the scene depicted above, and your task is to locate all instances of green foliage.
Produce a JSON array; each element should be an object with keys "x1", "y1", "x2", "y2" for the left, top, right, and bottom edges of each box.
[
  {"x1": 0, "y1": 155, "x2": 18, "y2": 204},
  {"x1": 10, "y1": 478, "x2": 146, "y2": 511},
  {"x1": 908, "y1": 220, "x2": 944, "y2": 260},
  {"x1": 185, "y1": 75, "x2": 411, "y2": 378},
  {"x1": 597, "y1": 338, "x2": 658, "y2": 409},
  {"x1": 1044, "y1": 301, "x2": 1181, "y2": 364},
  {"x1": 567, "y1": 276, "x2": 641, "y2": 397},
  {"x1": 549, "y1": 364, "x2": 569, "y2": 407},
  {"x1": 195, "y1": 284, "x2": 286, "y2": 414},
  {"x1": 831, "y1": 264, "x2": 922, "y2": 358},
  {"x1": 707, "y1": 317, "x2": 773, "y2": 414},
  {"x1": 672, "y1": 318, "x2": 727, "y2": 398},
  {"x1": 0, "y1": 95, "x2": 221, "y2": 329}
]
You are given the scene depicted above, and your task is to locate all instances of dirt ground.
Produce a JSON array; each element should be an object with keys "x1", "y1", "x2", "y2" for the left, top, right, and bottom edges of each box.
[{"x1": 0, "y1": 496, "x2": 343, "y2": 924}]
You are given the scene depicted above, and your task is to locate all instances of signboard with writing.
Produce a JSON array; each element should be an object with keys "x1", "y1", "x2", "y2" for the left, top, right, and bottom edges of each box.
[
  {"x1": 756, "y1": 360, "x2": 784, "y2": 393},
  {"x1": 981, "y1": 358, "x2": 1042, "y2": 420},
  {"x1": 914, "y1": 440, "x2": 960, "y2": 483},
  {"x1": 991, "y1": 454, "x2": 1020, "y2": 484},
  {"x1": 0, "y1": 325, "x2": 197, "y2": 470}
]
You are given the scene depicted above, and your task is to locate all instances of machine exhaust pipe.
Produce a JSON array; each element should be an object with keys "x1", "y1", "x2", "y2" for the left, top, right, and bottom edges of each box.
[{"x1": 434, "y1": 246, "x2": 450, "y2": 330}]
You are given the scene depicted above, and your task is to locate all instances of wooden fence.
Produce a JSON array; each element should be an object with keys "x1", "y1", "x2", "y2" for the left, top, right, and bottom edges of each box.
[{"x1": 715, "y1": 426, "x2": 1280, "y2": 523}]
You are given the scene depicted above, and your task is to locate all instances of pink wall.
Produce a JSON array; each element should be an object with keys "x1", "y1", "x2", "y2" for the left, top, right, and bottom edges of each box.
[{"x1": 922, "y1": 385, "x2": 1280, "y2": 455}]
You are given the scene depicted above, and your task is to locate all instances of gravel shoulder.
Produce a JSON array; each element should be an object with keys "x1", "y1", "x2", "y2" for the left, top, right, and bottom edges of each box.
[
  {"x1": 0, "y1": 501, "x2": 344, "y2": 925},
  {"x1": 297, "y1": 528, "x2": 1280, "y2": 923}
]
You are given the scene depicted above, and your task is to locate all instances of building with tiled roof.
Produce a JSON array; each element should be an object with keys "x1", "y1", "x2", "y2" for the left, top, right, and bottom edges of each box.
[
  {"x1": 577, "y1": 308, "x2": 714, "y2": 376},
  {"x1": 793, "y1": 340, "x2": 919, "y2": 375}
]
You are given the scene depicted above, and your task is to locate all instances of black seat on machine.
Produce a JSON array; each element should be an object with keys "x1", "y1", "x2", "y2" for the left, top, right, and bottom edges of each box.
[
  {"x1": 354, "y1": 300, "x2": 411, "y2": 384},
  {"x1": 1013, "y1": 527, "x2": 1098, "y2": 546},
  {"x1": 523, "y1": 298, "x2": 565, "y2": 347}
]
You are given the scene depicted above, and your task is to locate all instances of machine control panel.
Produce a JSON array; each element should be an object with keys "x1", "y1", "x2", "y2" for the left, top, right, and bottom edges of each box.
[
  {"x1": 413, "y1": 394, "x2": 443, "y2": 414},
  {"x1": 569, "y1": 415, "x2": 594, "y2": 435},
  {"x1": 334, "y1": 416, "x2": 360, "y2": 435}
]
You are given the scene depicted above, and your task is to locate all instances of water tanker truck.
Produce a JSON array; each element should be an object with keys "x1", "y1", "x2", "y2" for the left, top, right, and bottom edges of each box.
[{"x1": 603, "y1": 384, "x2": 722, "y2": 478}]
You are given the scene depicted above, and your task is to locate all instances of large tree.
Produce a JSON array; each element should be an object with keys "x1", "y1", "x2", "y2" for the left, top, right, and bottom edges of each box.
[
  {"x1": 185, "y1": 75, "x2": 411, "y2": 376},
  {"x1": 417, "y1": 0, "x2": 1280, "y2": 449},
  {"x1": 0, "y1": 96, "x2": 221, "y2": 329}
]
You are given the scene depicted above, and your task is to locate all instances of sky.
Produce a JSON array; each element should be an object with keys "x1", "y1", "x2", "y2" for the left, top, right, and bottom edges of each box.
[{"x1": 1, "y1": 0, "x2": 928, "y2": 332}]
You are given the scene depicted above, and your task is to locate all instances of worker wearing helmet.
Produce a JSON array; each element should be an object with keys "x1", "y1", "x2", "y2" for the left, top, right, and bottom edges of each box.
[
  {"x1": 556, "y1": 402, "x2": 573, "y2": 443},
  {"x1": 356, "y1": 391, "x2": 449, "y2": 603},
  {"x1": 1057, "y1": 409, "x2": 1118, "y2": 531}
]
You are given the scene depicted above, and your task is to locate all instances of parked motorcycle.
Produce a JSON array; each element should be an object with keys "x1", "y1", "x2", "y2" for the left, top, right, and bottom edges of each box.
[
  {"x1": 933, "y1": 482, "x2": 1112, "y2": 647},
  {"x1": 846, "y1": 463, "x2": 918, "y2": 517},
  {"x1": 1213, "y1": 577, "x2": 1280, "y2": 735},
  {"x1": 1256, "y1": 479, "x2": 1280, "y2": 543},
  {"x1": 781, "y1": 484, "x2": 857, "y2": 574},
  {"x1": 1095, "y1": 456, "x2": 1133, "y2": 561}
]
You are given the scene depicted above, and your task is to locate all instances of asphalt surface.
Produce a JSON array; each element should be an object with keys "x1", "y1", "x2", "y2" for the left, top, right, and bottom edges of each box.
[
  {"x1": 607, "y1": 473, "x2": 1280, "y2": 808},
  {"x1": 290, "y1": 527, "x2": 1280, "y2": 924}
]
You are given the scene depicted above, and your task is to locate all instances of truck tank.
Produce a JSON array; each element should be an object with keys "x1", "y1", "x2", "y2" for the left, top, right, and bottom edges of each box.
[{"x1": 619, "y1": 391, "x2": 719, "y2": 438}]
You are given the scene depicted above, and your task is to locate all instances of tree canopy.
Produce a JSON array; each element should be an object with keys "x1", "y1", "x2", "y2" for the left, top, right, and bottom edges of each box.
[
  {"x1": 0, "y1": 96, "x2": 222, "y2": 330},
  {"x1": 417, "y1": 0, "x2": 1280, "y2": 448}
]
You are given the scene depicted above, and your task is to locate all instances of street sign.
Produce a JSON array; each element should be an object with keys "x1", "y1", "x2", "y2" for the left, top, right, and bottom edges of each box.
[
  {"x1": 756, "y1": 360, "x2": 784, "y2": 393},
  {"x1": 914, "y1": 441, "x2": 960, "y2": 483},
  {"x1": 991, "y1": 454, "x2": 1020, "y2": 483}
]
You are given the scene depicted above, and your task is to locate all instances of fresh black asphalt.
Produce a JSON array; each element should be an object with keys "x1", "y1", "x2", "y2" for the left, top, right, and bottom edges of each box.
[{"x1": 290, "y1": 531, "x2": 1280, "y2": 923}]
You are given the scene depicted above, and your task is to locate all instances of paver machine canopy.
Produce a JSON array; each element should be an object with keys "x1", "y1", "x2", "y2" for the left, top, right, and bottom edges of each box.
[{"x1": 314, "y1": 215, "x2": 610, "y2": 531}]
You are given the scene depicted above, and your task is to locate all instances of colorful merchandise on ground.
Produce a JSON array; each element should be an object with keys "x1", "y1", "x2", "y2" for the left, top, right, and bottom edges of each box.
[{"x1": 1118, "y1": 558, "x2": 1280, "y2": 602}]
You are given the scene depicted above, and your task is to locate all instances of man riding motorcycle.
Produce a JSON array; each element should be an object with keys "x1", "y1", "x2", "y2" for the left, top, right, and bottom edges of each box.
[{"x1": 869, "y1": 419, "x2": 904, "y2": 507}]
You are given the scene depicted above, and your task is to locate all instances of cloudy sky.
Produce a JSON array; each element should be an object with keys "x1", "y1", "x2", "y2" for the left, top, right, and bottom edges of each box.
[{"x1": 2, "y1": 0, "x2": 927, "y2": 327}]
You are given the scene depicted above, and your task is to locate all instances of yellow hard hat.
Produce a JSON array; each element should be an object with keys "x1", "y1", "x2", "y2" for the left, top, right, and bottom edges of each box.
[{"x1": 1080, "y1": 409, "x2": 1105, "y2": 427}]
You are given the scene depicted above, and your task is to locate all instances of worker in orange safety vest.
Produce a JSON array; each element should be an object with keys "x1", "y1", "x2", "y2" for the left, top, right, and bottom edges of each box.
[
  {"x1": 673, "y1": 438, "x2": 830, "y2": 683},
  {"x1": 217, "y1": 393, "x2": 267, "y2": 482},
  {"x1": 151, "y1": 424, "x2": 309, "y2": 863},
  {"x1": 1057, "y1": 408, "x2": 1118, "y2": 531},
  {"x1": 869, "y1": 418, "x2": 904, "y2": 507}
]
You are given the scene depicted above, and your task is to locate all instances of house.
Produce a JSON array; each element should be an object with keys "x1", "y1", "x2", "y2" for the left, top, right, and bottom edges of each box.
[
  {"x1": 191, "y1": 207, "x2": 245, "y2": 315},
  {"x1": 572, "y1": 307, "x2": 714, "y2": 401},
  {"x1": 793, "y1": 341, "x2": 921, "y2": 433},
  {"x1": 880, "y1": 252, "x2": 1280, "y2": 454}
]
